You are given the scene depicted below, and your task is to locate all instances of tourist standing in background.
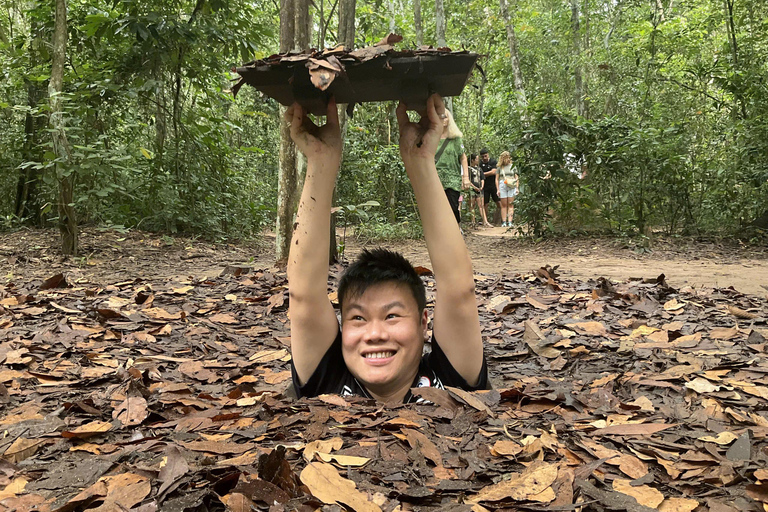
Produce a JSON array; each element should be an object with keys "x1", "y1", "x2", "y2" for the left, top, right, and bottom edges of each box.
[
  {"x1": 496, "y1": 151, "x2": 519, "y2": 228},
  {"x1": 479, "y1": 148, "x2": 500, "y2": 226},
  {"x1": 467, "y1": 154, "x2": 490, "y2": 228},
  {"x1": 435, "y1": 110, "x2": 469, "y2": 225}
]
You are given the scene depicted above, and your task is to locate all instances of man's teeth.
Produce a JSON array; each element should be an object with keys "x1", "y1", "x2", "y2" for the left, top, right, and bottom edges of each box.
[{"x1": 365, "y1": 351, "x2": 395, "y2": 359}]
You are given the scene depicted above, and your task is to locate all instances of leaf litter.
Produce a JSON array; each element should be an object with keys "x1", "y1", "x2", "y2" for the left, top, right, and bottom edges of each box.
[{"x1": 1, "y1": 247, "x2": 768, "y2": 511}]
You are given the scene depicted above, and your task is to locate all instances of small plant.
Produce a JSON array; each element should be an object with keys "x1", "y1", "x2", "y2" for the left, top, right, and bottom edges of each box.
[{"x1": 333, "y1": 200, "x2": 380, "y2": 260}]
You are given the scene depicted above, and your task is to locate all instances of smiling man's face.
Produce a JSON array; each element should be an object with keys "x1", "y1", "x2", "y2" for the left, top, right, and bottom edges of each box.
[{"x1": 340, "y1": 281, "x2": 428, "y2": 402}]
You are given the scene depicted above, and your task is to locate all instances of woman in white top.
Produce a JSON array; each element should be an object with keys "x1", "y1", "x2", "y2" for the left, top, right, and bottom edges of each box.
[{"x1": 495, "y1": 151, "x2": 519, "y2": 228}]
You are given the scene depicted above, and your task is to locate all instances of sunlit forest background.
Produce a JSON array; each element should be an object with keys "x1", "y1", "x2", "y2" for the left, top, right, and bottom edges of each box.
[{"x1": 1, "y1": 0, "x2": 767, "y2": 256}]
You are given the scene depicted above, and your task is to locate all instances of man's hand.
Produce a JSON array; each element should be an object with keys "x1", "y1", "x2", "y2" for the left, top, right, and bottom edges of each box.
[
  {"x1": 285, "y1": 99, "x2": 342, "y2": 169},
  {"x1": 396, "y1": 94, "x2": 445, "y2": 168}
]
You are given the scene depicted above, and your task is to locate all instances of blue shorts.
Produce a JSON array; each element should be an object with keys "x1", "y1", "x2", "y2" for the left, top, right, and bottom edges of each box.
[{"x1": 499, "y1": 181, "x2": 518, "y2": 199}]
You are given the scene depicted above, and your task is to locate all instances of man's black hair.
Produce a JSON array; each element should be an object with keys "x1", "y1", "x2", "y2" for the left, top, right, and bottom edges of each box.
[
  {"x1": 470, "y1": 153, "x2": 477, "y2": 161},
  {"x1": 480, "y1": 148, "x2": 489, "y2": 155},
  {"x1": 338, "y1": 248, "x2": 427, "y2": 315}
]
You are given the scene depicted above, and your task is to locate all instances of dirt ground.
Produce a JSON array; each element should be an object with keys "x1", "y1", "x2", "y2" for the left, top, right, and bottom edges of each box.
[{"x1": 1, "y1": 227, "x2": 767, "y2": 298}]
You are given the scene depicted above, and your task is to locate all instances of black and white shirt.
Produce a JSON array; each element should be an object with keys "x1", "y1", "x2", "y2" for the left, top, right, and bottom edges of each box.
[{"x1": 290, "y1": 330, "x2": 490, "y2": 404}]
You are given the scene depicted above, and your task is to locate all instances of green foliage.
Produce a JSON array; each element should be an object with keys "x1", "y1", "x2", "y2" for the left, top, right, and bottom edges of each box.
[{"x1": 1, "y1": 0, "x2": 768, "y2": 244}]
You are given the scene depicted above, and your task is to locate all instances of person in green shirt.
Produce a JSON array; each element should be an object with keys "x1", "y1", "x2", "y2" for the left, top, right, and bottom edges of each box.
[{"x1": 435, "y1": 109, "x2": 469, "y2": 224}]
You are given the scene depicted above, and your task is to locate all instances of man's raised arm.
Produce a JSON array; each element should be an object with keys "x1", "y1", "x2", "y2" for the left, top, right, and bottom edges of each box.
[
  {"x1": 395, "y1": 96, "x2": 484, "y2": 385},
  {"x1": 286, "y1": 100, "x2": 343, "y2": 385}
]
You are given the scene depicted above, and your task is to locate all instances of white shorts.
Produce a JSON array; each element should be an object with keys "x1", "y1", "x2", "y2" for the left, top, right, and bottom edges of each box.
[{"x1": 499, "y1": 181, "x2": 518, "y2": 199}]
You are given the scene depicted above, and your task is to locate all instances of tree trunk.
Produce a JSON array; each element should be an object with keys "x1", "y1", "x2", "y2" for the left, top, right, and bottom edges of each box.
[
  {"x1": 435, "y1": 0, "x2": 453, "y2": 111},
  {"x1": 571, "y1": 0, "x2": 585, "y2": 117},
  {"x1": 16, "y1": 17, "x2": 46, "y2": 225},
  {"x1": 50, "y1": 0, "x2": 76, "y2": 255},
  {"x1": 294, "y1": 0, "x2": 310, "y2": 51},
  {"x1": 723, "y1": 0, "x2": 747, "y2": 119},
  {"x1": 330, "y1": 0, "x2": 356, "y2": 264},
  {"x1": 17, "y1": 82, "x2": 45, "y2": 224},
  {"x1": 499, "y1": 0, "x2": 527, "y2": 109},
  {"x1": 338, "y1": 0, "x2": 355, "y2": 49},
  {"x1": 474, "y1": 59, "x2": 487, "y2": 151},
  {"x1": 414, "y1": 0, "x2": 423, "y2": 46},
  {"x1": 276, "y1": 0, "x2": 298, "y2": 263}
]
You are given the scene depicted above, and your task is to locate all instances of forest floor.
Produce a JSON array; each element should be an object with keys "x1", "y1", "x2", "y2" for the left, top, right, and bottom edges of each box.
[
  {"x1": 2, "y1": 227, "x2": 767, "y2": 298},
  {"x1": 1, "y1": 227, "x2": 768, "y2": 511}
]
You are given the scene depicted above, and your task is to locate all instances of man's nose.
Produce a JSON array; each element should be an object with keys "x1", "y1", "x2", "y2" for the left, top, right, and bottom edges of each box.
[{"x1": 364, "y1": 320, "x2": 389, "y2": 342}]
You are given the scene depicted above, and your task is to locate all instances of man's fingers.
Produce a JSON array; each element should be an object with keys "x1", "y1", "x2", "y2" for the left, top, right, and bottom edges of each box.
[
  {"x1": 284, "y1": 104, "x2": 296, "y2": 125},
  {"x1": 395, "y1": 101, "x2": 410, "y2": 129},
  {"x1": 426, "y1": 93, "x2": 443, "y2": 127},
  {"x1": 325, "y1": 97, "x2": 339, "y2": 127},
  {"x1": 291, "y1": 103, "x2": 305, "y2": 136}
]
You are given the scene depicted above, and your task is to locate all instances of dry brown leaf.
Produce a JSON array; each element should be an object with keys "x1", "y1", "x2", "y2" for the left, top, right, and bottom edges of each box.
[
  {"x1": 612, "y1": 479, "x2": 664, "y2": 508},
  {"x1": 209, "y1": 312, "x2": 239, "y2": 324},
  {"x1": 658, "y1": 497, "x2": 699, "y2": 512},
  {"x1": 61, "y1": 420, "x2": 113, "y2": 439},
  {"x1": 446, "y1": 387, "x2": 494, "y2": 416},
  {"x1": 626, "y1": 396, "x2": 655, "y2": 412},
  {"x1": 263, "y1": 370, "x2": 292, "y2": 384},
  {"x1": 727, "y1": 305, "x2": 758, "y2": 319},
  {"x1": 158, "y1": 445, "x2": 190, "y2": 496},
  {"x1": 178, "y1": 440, "x2": 255, "y2": 454},
  {"x1": 490, "y1": 440, "x2": 523, "y2": 457},
  {"x1": 571, "y1": 321, "x2": 609, "y2": 336},
  {"x1": 685, "y1": 377, "x2": 721, "y2": 393},
  {"x1": 249, "y1": 348, "x2": 289, "y2": 363},
  {"x1": 304, "y1": 438, "x2": 344, "y2": 462},
  {"x1": 300, "y1": 462, "x2": 382, "y2": 512},
  {"x1": 469, "y1": 461, "x2": 557, "y2": 503},
  {"x1": 65, "y1": 473, "x2": 151, "y2": 512},
  {"x1": 590, "y1": 423, "x2": 674, "y2": 436},
  {"x1": 316, "y1": 453, "x2": 371, "y2": 466},
  {"x1": 523, "y1": 321, "x2": 560, "y2": 359},
  {"x1": 402, "y1": 428, "x2": 442, "y2": 466},
  {"x1": 0, "y1": 477, "x2": 28, "y2": 500},
  {"x1": 699, "y1": 431, "x2": 739, "y2": 445},
  {"x1": 710, "y1": 326, "x2": 739, "y2": 340},
  {"x1": 2, "y1": 437, "x2": 46, "y2": 463},
  {"x1": 113, "y1": 396, "x2": 148, "y2": 426},
  {"x1": 143, "y1": 307, "x2": 183, "y2": 321},
  {"x1": 178, "y1": 361, "x2": 220, "y2": 383},
  {"x1": 581, "y1": 440, "x2": 648, "y2": 479}
]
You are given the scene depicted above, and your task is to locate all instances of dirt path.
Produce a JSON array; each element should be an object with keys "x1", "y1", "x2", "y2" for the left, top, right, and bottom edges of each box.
[
  {"x1": 1, "y1": 228, "x2": 767, "y2": 297},
  {"x1": 346, "y1": 228, "x2": 768, "y2": 297}
]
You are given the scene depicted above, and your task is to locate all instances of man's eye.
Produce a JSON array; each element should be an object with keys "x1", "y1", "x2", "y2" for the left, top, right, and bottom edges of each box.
[
  {"x1": 386, "y1": 313, "x2": 399, "y2": 319},
  {"x1": 352, "y1": 315, "x2": 364, "y2": 321}
]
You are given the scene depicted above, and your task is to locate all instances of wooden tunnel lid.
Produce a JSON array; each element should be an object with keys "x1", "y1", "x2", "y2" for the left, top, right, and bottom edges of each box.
[{"x1": 233, "y1": 34, "x2": 479, "y2": 115}]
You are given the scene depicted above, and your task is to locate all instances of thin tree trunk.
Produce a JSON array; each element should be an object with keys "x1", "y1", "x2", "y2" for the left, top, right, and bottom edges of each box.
[
  {"x1": 414, "y1": 0, "x2": 423, "y2": 46},
  {"x1": 16, "y1": 16, "x2": 46, "y2": 224},
  {"x1": 338, "y1": 0, "x2": 355, "y2": 49},
  {"x1": 295, "y1": 0, "x2": 310, "y2": 51},
  {"x1": 723, "y1": 0, "x2": 746, "y2": 119},
  {"x1": 571, "y1": 0, "x2": 585, "y2": 117},
  {"x1": 435, "y1": 0, "x2": 453, "y2": 111},
  {"x1": 474, "y1": 63, "x2": 487, "y2": 151},
  {"x1": 499, "y1": 0, "x2": 527, "y2": 109},
  {"x1": 50, "y1": 0, "x2": 76, "y2": 255},
  {"x1": 435, "y1": 0, "x2": 445, "y2": 47},
  {"x1": 330, "y1": 0, "x2": 356, "y2": 264},
  {"x1": 276, "y1": 0, "x2": 298, "y2": 263},
  {"x1": 582, "y1": 0, "x2": 590, "y2": 118}
]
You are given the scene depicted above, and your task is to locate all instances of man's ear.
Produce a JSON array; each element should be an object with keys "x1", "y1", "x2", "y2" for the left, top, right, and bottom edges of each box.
[{"x1": 420, "y1": 309, "x2": 429, "y2": 340}]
